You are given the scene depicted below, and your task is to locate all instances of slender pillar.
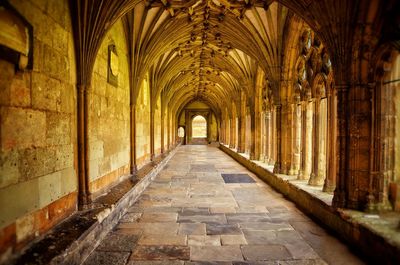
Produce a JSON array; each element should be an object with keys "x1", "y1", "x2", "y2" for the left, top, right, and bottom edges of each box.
[
  {"x1": 250, "y1": 110, "x2": 256, "y2": 160},
  {"x1": 332, "y1": 85, "x2": 349, "y2": 208},
  {"x1": 289, "y1": 103, "x2": 301, "y2": 175},
  {"x1": 268, "y1": 109, "x2": 276, "y2": 165},
  {"x1": 130, "y1": 104, "x2": 137, "y2": 174},
  {"x1": 229, "y1": 118, "x2": 235, "y2": 148},
  {"x1": 77, "y1": 84, "x2": 91, "y2": 208},
  {"x1": 160, "y1": 109, "x2": 165, "y2": 154},
  {"x1": 237, "y1": 116, "x2": 244, "y2": 153},
  {"x1": 273, "y1": 104, "x2": 282, "y2": 173},
  {"x1": 150, "y1": 108, "x2": 155, "y2": 161},
  {"x1": 167, "y1": 110, "x2": 171, "y2": 149},
  {"x1": 323, "y1": 90, "x2": 336, "y2": 192},
  {"x1": 309, "y1": 99, "x2": 323, "y2": 185},
  {"x1": 265, "y1": 111, "x2": 270, "y2": 163}
]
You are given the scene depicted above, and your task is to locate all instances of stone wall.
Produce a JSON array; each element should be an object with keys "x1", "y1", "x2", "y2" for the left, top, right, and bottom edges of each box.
[
  {"x1": 88, "y1": 19, "x2": 130, "y2": 196},
  {"x1": 136, "y1": 78, "x2": 151, "y2": 167},
  {"x1": 0, "y1": 0, "x2": 77, "y2": 259},
  {"x1": 154, "y1": 96, "x2": 162, "y2": 155}
]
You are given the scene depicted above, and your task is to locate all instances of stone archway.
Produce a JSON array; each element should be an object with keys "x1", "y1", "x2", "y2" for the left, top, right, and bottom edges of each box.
[{"x1": 192, "y1": 115, "x2": 207, "y2": 138}]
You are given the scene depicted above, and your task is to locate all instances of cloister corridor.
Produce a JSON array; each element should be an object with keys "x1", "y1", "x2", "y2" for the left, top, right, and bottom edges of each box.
[
  {"x1": 83, "y1": 145, "x2": 363, "y2": 265},
  {"x1": 1, "y1": 0, "x2": 400, "y2": 264}
]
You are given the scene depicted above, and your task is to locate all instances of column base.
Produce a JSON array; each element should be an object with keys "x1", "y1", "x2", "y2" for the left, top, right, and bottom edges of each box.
[
  {"x1": 288, "y1": 168, "x2": 299, "y2": 176},
  {"x1": 78, "y1": 193, "x2": 92, "y2": 210},
  {"x1": 332, "y1": 189, "x2": 346, "y2": 208},
  {"x1": 297, "y1": 170, "x2": 309, "y2": 180},
  {"x1": 273, "y1": 162, "x2": 281, "y2": 174},
  {"x1": 308, "y1": 173, "x2": 324, "y2": 186},
  {"x1": 322, "y1": 183, "x2": 336, "y2": 193}
]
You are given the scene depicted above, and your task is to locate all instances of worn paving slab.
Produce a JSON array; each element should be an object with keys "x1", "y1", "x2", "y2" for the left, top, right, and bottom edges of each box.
[{"x1": 83, "y1": 145, "x2": 364, "y2": 265}]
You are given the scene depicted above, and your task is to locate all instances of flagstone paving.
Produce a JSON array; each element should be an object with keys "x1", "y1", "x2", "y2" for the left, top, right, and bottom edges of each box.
[{"x1": 83, "y1": 145, "x2": 365, "y2": 265}]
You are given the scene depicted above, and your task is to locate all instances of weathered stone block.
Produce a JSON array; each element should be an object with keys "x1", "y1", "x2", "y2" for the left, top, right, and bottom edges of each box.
[
  {"x1": 42, "y1": 44, "x2": 69, "y2": 81},
  {"x1": 18, "y1": 147, "x2": 56, "y2": 181},
  {"x1": 15, "y1": 214, "x2": 35, "y2": 243},
  {"x1": 0, "y1": 149, "x2": 20, "y2": 189},
  {"x1": 60, "y1": 167, "x2": 77, "y2": 195},
  {"x1": 8, "y1": 72, "x2": 31, "y2": 107},
  {"x1": 0, "y1": 178, "x2": 39, "y2": 228},
  {"x1": 32, "y1": 73, "x2": 61, "y2": 111},
  {"x1": 46, "y1": 112, "x2": 71, "y2": 146},
  {"x1": 38, "y1": 171, "x2": 62, "y2": 208},
  {"x1": 55, "y1": 144, "x2": 74, "y2": 171},
  {"x1": 1, "y1": 107, "x2": 46, "y2": 151},
  {"x1": 0, "y1": 61, "x2": 15, "y2": 105},
  {"x1": 60, "y1": 84, "x2": 75, "y2": 114},
  {"x1": 89, "y1": 159, "x2": 100, "y2": 181}
]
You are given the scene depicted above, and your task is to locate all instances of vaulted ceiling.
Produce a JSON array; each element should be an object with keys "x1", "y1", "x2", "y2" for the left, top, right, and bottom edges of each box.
[
  {"x1": 70, "y1": 0, "x2": 398, "y2": 118},
  {"x1": 122, "y1": 0, "x2": 289, "y2": 116}
]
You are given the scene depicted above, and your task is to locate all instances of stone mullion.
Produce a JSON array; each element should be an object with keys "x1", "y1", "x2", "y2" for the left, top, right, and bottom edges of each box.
[
  {"x1": 273, "y1": 104, "x2": 282, "y2": 173},
  {"x1": 309, "y1": 98, "x2": 322, "y2": 185},
  {"x1": 298, "y1": 101, "x2": 307, "y2": 180},
  {"x1": 323, "y1": 90, "x2": 336, "y2": 192}
]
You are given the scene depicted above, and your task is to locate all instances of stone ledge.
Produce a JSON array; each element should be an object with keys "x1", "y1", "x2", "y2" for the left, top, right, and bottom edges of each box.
[
  {"x1": 220, "y1": 144, "x2": 400, "y2": 264},
  {"x1": 7, "y1": 147, "x2": 178, "y2": 265}
]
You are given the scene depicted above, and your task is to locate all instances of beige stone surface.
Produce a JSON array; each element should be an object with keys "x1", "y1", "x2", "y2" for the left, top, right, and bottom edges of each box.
[
  {"x1": 220, "y1": 235, "x2": 247, "y2": 245},
  {"x1": 138, "y1": 234, "x2": 187, "y2": 246},
  {"x1": 84, "y1": 146, "x2": 363, "y2": 265}
]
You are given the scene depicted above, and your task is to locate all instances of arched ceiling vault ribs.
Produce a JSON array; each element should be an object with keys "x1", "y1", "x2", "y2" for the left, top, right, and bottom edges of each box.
[
  {"x1": 122, "y1": 0, "x2": 287, "y2": 109},
  {"x1": 70, "y1": 0, "x2": 143, "y2": 86}
]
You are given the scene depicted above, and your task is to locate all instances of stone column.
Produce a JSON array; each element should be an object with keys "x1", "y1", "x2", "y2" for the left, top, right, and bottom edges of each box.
[
  {"x1": 309, "y1": 98, "x2": 323, "y2": 185},
  {"x1": 298, "y1": 101, "x2": 307, "y2": 180},
  {"x1": 229, "y1": 118, "x2": 235, "y2": 148},
  {"x1": 332, "y1": 85, "x2": 349, "y2": 208},
  {"x1": 250, "y1": 110, "x2": 256, "y2": 160},
  {"x1": 167, "y1": 110, "x2": 171, "y2": 149},
  {"x1": 263, "y1": 112, "x2": 269, "y2": 162},
  {"x1": 268, "y1": 109, "x2": 276, "y2": 165},
  {"x1": 150, "y1": 108, "x2": 155, "y2": 161},
  {"x1": 77, "y1": 84, "x2": 91, "y2": 207},
  {"x1": 237, "y1": 115, "x2": 245, "y2": 153},
  {"x1": 160, "y1": 107, "x2": 165, "y2": 154},
  {"x1": 273, "y1": 104, "x2": 282, "y2": 173},
  {"x1": 130, "y1": 104, "x2": 137, "y2": 174},
  {"x1": 207, "y1": 112, "x2": 211, "y2": 143},
  {"x1": 323, "y1": 89, "x2": 336, "y2": 192},
  {"x1": 289, "y1": 103, "x2": 301, "y2": 175}
]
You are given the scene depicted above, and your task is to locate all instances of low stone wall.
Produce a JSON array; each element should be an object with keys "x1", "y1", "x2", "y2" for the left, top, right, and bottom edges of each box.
[
  {"x1": 7, "y1": 147, "x2": 178, "y2": 265},
  {"x1": 220, "y1": 144, "x2": 400, "y2": 264},
  {"x1": 59, "y1": 147, "x2": 178, "y2": 265}
]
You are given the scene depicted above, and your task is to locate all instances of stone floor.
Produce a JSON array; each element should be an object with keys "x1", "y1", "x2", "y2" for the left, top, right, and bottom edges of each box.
[{"x1": 83, "y1": 145, "x2": 365, "y2": 265}]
